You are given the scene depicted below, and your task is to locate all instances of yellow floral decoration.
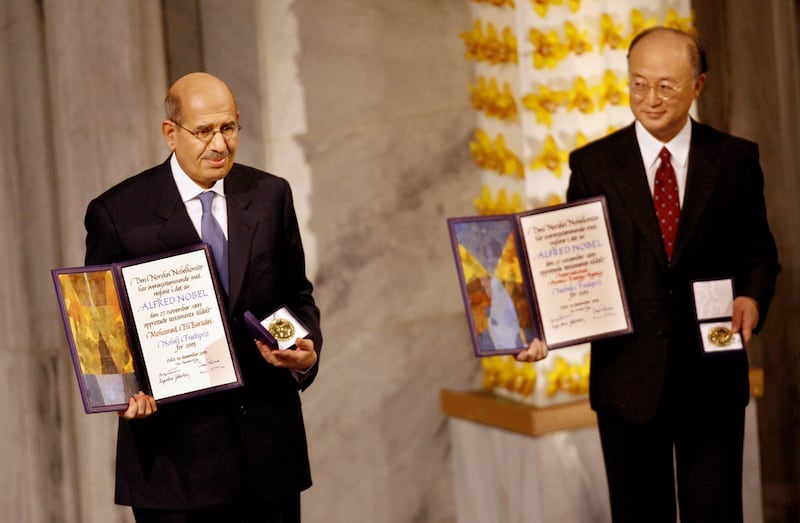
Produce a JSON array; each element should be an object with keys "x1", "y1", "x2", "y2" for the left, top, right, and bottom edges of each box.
[
  {"x1": 461, "y1": 20, "x2": 518, "y2": 64},
  {"x1": 530, "y1": 135, "x2": 569, "y2": 178},
  {"x1": 529, "y1": 28, "x2": 569, "y2": 70},
  {"x1": 469, "y1": 76, "x2": 518, "y2": 121},
  {"x1": 461, "y1": 20, "x2": 483, "y2": 60},
  {"x1": 470, "y1": 129, "x2": 524, "y2": 178},
  {"x1": 599, "y1": 13, "x2": 627, "y2": 51},
  {"x1": 567, "y1": 77, "x2": 595, "y2": 114},
  {"x1": 480, "y1": 352, "x2": 590, "y2": 399},
  {"x1": 564, "y1": 21, "x2": 592, "y2": 55},
  {"x1": 472, "y1": 0, "x2": 515, "y2": 7},
  {"x1": 523, "y1": 70, "x2": 629, "y2": 124},
  {"x1": 529, "y1": 0, "x2": 564, "y2": 18},
  {"x1": 665, "y1": 8, "x2": 695, "y2": 33},
  {"x1": 545, "y1": 353, "x2": 590, "y2": 397},
  {"x1": 546, "y1": 194, "x2": 563, "y2": 206},
  {"x1": 630, "y1": 8, "x2": 658, "y2": 40},
  {"x1": 473, "y1": 186, "x2": 525, "y2": 215},
  {"x1": 521, "y1": 84, "x2": 566, "y2": 128},
  {"x1": 574, "y1": 131, "x2": 588, "y2": 150},
  {"x1": 598, "y1": 70, "x2": 629, "y2": 109},
  {"x1": 482, "y1": 356, "x2": 537, "y2": 397}
]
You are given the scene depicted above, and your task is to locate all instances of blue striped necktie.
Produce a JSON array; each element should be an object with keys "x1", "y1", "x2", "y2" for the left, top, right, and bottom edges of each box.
[{"x1": 198, "y1": 191, "x2": 229, "y2": 292}]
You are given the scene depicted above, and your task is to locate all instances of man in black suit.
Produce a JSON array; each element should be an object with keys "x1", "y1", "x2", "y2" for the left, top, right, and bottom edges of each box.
[
  {"x1": 84, "y1": 72, "x2": 321, "y2": 522},
  {"x1": 519, "y1": 27, "x2": 780, "y2": 521},
  {"x1": 569, "y1": 27, "x2": 780, "y2": 522}
]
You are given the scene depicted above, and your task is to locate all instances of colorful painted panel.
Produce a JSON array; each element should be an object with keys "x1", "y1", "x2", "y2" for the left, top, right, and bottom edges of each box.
[{"x1": 448, "y1": 215, "x2": 538, "y2": 356}]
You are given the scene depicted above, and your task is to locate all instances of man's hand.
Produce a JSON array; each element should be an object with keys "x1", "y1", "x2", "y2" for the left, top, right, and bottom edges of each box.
[
  {"x1": 515, "y1": 338, "x2": 549, "y2": 362},
  {"x1": 732, "y1": 296, "x2": 759, "y2": 344},
  {"x1": 255, "y1": 337, "x2": 317, "y2": 372},
  {"x1": 119, "y1": 391, "x2": 157, "y2": 420}
]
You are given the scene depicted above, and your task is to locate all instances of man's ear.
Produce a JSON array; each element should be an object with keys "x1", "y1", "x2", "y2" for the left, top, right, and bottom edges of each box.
[
  {"x1": 162, "y1": 120, "x2": 178, "y2": 151},
  {"x1": 692, "y1": 73, "x2": 707, "y2": 98}
]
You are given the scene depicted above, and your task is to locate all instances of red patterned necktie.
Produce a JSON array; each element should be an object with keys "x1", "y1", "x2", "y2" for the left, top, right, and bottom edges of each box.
[{"x1": 653, "y1": 147, "x2": 680, "y2": 259}]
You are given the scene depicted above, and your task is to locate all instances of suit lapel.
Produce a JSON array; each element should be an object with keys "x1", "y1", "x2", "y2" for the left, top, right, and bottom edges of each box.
[
  {"x1": 606, "y1": 126, "x2": 670, "y2": 268},
  {"x1": 152, "y1": 162, "x2": 202, "y2": 249},
  {"x1": 224, "y1": 170, "x2": 258, "y2": 308},
  {"x1": 670, "y1": 121, "x2": 719, "y2": 265}
]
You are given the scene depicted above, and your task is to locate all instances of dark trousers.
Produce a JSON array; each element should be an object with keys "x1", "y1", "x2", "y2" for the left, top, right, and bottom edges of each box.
[
  {"x1": 131, "y1": 492, "x2": 301, "y2": 523},
  {"x1": 597, "y1": 399, "x2": 745, "y2": 523}
]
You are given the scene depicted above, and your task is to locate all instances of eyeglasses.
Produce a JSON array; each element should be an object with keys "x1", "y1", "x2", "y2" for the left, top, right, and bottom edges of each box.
[
  {"x1": 629, "y1": 78, "x2": 695, "y2": 101},
  {"x1": 173, "y1": 121, "x2": 241, "y2": 143}
]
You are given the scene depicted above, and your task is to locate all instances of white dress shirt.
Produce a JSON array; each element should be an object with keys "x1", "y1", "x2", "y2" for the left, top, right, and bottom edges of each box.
[
  {"x1": 635, "y1": 118, "x2": 692, "y2": 207},
  {"x1": 170, "y1": 154, "x2": 228, "y2": 238}
]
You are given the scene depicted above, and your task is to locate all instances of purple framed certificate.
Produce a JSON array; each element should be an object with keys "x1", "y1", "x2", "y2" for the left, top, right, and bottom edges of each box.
[
  {"x1": 447, "y1": 196, "x2": 632, "y2": 356},
  {"x1": 447, "y1": 215, "x2": 541, "y2": 356},
  {"x1": 516, "y1": 196, "x2": 632, "y2": 348},
  {"x1": 52, "y1": 244, "x2": 243, "y2": 413}
]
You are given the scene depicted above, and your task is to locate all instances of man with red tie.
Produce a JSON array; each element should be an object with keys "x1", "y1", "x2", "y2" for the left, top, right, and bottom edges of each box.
[{"x1": 565, "y1": 27, "x2": 779, "y2": 522}]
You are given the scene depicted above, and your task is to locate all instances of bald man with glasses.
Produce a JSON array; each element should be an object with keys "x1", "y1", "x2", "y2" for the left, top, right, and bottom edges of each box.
[{"x1": 85, "y1": 72, "x2": 321, "y2": 523}]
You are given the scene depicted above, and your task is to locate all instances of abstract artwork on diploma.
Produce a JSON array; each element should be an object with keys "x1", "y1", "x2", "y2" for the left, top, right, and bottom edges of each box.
[
  {"x1": 447, "y1": 215, "x2": 539, "y2": 356},
  {"x1": 54, "y1": 268, "x2": 141, "y2": 411}
]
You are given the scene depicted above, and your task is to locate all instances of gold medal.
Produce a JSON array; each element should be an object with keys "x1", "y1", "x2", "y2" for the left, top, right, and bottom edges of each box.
[
  {"x1": 268, "y1": 318, "x2": 295, "y2": 341},
  {"x1": 707, "y1": 326, "x2": 733, "y2": 347}
]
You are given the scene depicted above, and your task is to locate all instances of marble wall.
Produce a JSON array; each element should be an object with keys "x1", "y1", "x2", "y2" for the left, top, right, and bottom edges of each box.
[
  {"x1": 259, "y1": 1, "x2": 482, "y2": 521},
  {"x1": 193, "y1": 2, "x2": 482, "y2": 520}
]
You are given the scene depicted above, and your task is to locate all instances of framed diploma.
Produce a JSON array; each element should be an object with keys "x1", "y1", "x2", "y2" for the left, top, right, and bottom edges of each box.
[
  {"x1": 52, "y1": 244, "x2": 243, "y2": 413},
  {"x1": 447, "y1": 196, "x2": 632, "y2": 356},
  {"x1": 516, "y1": 196, "x2": 632, "y2": 348}
]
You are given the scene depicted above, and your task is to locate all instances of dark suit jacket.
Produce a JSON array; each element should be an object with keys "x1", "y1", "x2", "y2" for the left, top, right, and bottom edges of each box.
[
  {"x1": 567, "y1": 121, "x2": 779, "y2": 423},
  {"x1": 84, "y1": 158, "x2": 322, "y2": 509}
]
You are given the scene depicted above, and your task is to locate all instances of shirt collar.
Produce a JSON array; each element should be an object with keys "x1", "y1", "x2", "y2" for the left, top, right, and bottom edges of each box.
[
  {"x1": 169, "y1": 153, "x2": 225, "y2": 202},
  {"x1": 635, "y1": 118, "x2": 692, "y2": 170}
]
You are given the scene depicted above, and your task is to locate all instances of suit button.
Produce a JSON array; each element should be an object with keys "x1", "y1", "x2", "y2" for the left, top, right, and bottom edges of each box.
[
  {"x1": 657, "y1": 329, "x2": 666, "y2": 337},
  {"x1": 239, "y1": 405, "x2": 247, "y2": 416}
]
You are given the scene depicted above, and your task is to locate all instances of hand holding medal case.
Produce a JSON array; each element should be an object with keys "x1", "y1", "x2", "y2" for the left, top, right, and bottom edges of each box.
[
  {"x1": 692, "y1": 278, "x2": 743, "y2": 352},
  {"x1": 244, "y1": 305, "x2": 310, "y2": 350}
]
